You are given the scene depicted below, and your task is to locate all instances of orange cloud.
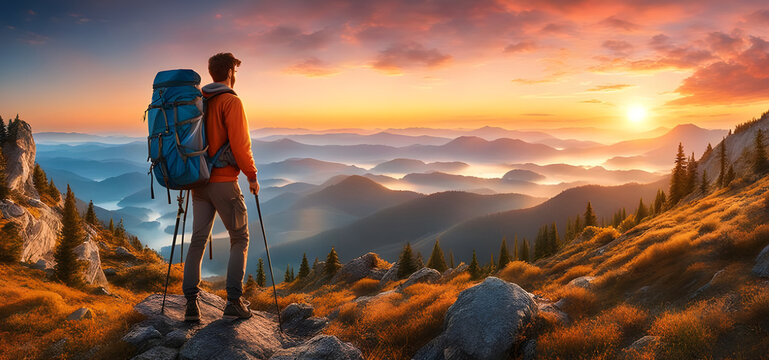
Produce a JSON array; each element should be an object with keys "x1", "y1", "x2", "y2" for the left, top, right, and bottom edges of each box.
[
  {"x1": 372, "y1": 42, "x2": 452, "y2": 73},
  {"x1": 587, "y1": 84, "x2": 633, "y2": 92},
  {"x1": 283, "y1": 58, "x2": 339, "y2": 77}
]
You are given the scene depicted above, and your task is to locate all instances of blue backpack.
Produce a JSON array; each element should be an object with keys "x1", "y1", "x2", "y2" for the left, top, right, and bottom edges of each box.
[{"x1": 145, "y1": 69, "x2": 233, "y2": 203}]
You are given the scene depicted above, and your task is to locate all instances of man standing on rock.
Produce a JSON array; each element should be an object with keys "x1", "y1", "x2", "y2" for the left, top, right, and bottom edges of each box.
[{"x1": 183, "y1": 52, "x2": 259, "y2": 321}]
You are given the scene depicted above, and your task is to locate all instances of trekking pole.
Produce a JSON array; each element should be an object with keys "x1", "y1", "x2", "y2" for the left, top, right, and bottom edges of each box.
[
  {"x1": 208, "y1": 234, "x2": 213, "y2": 260},
  {"x1": 179, "y1": 189, "x2": 190, "y2": 263},
  {"x1": 161, "y1": 190, "x2": 185, "y2": 314},
  {"x1": 253, "y1": 193, "x2": 282, "y2": 333}
]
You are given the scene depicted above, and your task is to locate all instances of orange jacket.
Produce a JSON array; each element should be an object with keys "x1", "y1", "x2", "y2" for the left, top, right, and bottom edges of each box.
[{"x1": 202, "y1": 85, "x2": 258, "y2": 183}]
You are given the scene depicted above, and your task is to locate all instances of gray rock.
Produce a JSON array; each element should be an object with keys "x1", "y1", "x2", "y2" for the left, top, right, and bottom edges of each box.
[
  {"x1": 163, "y1": 329, "x2": 191, "y2": 348},
  {"x1": 398, "y1": 267, "x2": 441, "y2": 291},
  {"x1": 66, "y1": 307, "x2": 94, "y2": 321},
  {"x1": 568, "y1": 276, "x2": 596, "y2": 289},
  {"x1": 123, "y1": 325, "x2": 162, "y2": 346},
  {"x1": 441, "y1": 263, "x2": 468, "y2": 281},
  {"x1": 31, "y1": 259, "x2": 53, "y2": 270},
  {"x1": 269, "y1": 335, "x2": 363, "y2": 360},
  {"x1": 0, "y1": 201, "x2": 25, "y2": 218},
  {"x1": 332, "y1": 252, "x2": 388, "y2": 283},
  {"x1": 103, "y1": 268, "x2": 118, "y2": 276},
  {"x1": 179, "y1": 312, "x2": 282, "y2": 360},
  {"x1": 133, "y1": 291, "x2": 225, "y2": 333},
  {"x1": 74, "y1": 239, "x2": 108, "y2": 286},
  {"x1": 131, "y1": 346, "x2": 178, "y2": 360},
  {"x1": 753, "y1": 244, "x2": 769, "y2": 277},
  {"x1": 627, "y1": 335, "x2": 658, "y2": 351},
  {"x1": 538, "y1": 302, "x2": 570, "y2": 325},
  {"x1": 354, "y1": 290, "x2": 395, "y2": 307},
  {"x1": 116, "y1": 246, "x2": 138, "y2": 261},
  {"x1": 690, "y1": 269, "x2": 726, "y2": 300},
  {"x1": 280, "y1": 303, "x2": 328, "y2": 337},
  {"x1": 413, "y1": 277, "x2": 537, "y2": 360},
  {"x1": 378, "y1": 261, "x2": 399, "y2": 288},
  {"x1": 3, "y1": 120, "x2": 37, "y2": 195}
]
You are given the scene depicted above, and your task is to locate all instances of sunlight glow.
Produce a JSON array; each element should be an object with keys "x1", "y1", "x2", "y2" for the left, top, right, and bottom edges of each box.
[{"x1": 627, "y1": 105, "x2": 647, "y2": 124}]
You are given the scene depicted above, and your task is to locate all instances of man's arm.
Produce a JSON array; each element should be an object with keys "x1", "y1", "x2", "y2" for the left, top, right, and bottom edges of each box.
[{"x1": 223, "y1": 96, "x2": 259, "y2": 190}]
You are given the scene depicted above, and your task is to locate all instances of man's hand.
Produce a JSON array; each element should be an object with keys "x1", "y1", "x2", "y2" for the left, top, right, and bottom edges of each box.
[{"x1": 248, "y1": 178, "x2": 260, "y2": 195}]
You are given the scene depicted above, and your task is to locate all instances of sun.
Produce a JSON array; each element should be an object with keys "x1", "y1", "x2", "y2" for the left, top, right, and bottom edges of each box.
[{"x1": 627, "y1": 105, "x2": 647, "y2": 124}]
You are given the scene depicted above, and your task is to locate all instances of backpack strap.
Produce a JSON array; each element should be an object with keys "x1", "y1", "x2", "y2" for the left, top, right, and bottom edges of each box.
[{"x1": 202, "y1": 89, "x2": 238, "y2": 172}]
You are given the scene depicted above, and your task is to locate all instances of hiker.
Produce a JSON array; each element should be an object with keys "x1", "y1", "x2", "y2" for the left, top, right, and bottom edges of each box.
[{"x1": 183, "y1": 53, "x2": 259, "y2": 321}]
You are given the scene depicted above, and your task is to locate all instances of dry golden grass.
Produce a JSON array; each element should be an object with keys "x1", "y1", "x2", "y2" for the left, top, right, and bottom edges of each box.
[
  {"x1": 497, "y1": 261, "x2": 543, "y2": 289},
  {"x1": 649, "y1": 299, "x2": 734, "y2": 359},
  {"x1": 547, "y1": 286, "x2": 599, "y2": 319},
  {"x1": 555, "y1": 264, "x2": 593, "y2": 285},
  {"x1": 0, "y1": 264, "x2": 147, "y2": 360},
  {"x1": 538, "y1": 303, "x2": 648, "y2": 360},
  {"x1": 350, "y1": 278, "x2": 380, "y2": 296}
]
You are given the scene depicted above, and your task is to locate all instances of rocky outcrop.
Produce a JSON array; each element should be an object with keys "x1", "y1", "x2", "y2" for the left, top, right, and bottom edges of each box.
[
  {"x1": 128, "y1": 291, "x2": 362, "y2": 360},
  {"x1": 269, "y1": 335, "x2": 363, "y2": 360},
  {"x1": 753, "y1": 244, "x2": 769, "y2": 277},
  {"x1": 74, "y1": 228, "x2": 109, "y2": 286},
  {"x1": 441, "y1": 263, "x2": 468, "y2": 281},
  {"x1": 332, "y1": 252, "x2": 389, "y2": 283},
  {"x1": 397, "y1": 267, "x2": 441, "y2": 291},
  {"x1": 3, "y1": 120, "x2": 37, "y2": 195},
  {"x1": 66, "y1": 307, "x2": 94, "y2": 321},
  {"x1": 689, "y1": 269, "x2": 726, "y2": 300},
  {"x1": 413, "y1": 277, "x2": 538, "y2": 360}
]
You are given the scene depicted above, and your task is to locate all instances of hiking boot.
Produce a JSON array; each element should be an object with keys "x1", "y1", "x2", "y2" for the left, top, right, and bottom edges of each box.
[
  {"x1": 185, "y1": 298, "x2": 200, "y2": 322},
  {"x1": 223, "y1": 297, "x2": 253, "y2": 319}
]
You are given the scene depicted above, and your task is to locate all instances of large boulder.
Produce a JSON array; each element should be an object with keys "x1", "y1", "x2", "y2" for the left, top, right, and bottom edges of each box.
[
  {"x1": 280, "y1": 303, "x2": 328, "y2": 337},
  {"x1": 568, "y1": 276, "x2": 595, "y2": 289},
  {"x1": 269, "y1": 335, "x2": 363, "y2": 360},
  {"x1": 753, "y1": 244, "x2": 769, "y2": 277},
  {"x1": 332, "y1": 252, "x2": 389, "y2": 283},
  {"x1": 413, "y1": 277, "x2": 538, "y2": 360},
  {"x1": 74, "y1": 237, "x2": 108, "y2": 286},
  {"x1": 179, "y1": 313, "x2": 283, "y2": 360},
  {"x1": 398, "y1": 267, "x2": 441, "y2": 291}
]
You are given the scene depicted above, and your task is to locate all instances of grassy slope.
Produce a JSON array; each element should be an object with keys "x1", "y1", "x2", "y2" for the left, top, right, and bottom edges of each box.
[{"x1": 249, "y1": 174, "x2": 769, "y2": 360}]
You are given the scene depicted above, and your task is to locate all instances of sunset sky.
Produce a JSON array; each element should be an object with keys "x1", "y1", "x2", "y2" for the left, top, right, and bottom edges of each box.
[{"x1": 1, "y1": 0, "x2": 768, "y2": 135}]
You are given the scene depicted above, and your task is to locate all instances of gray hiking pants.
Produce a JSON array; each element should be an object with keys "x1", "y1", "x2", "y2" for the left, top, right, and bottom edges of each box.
[{"x1": 183, "y1": 181, "x2": 249, "y2": 302}]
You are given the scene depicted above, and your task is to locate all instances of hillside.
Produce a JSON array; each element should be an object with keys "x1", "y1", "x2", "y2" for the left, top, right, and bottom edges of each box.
[
  {"x1": 265, "y1": 191, "x2": 545, "y2": 266},
  {"x1": 436, "y1": 179, "x2": 667, "y2": 261}
]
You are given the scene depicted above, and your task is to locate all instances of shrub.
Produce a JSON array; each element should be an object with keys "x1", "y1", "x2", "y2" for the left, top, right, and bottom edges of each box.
[
  {"x1": 649, "y1": 301, "x2": 733, "y2": 359},
  {"x1": 550, "y1": 286, "x2": 599, "y2": 319},
  {"x1": 590, "y1": 228, "x2": 621, "y2": 246},
  {"x1": 538, "y1": 318, "x2": 622, "y2": 359},
  {"x1": 627, "y1": 232, "x2": 693, "y2": 273},
  {"x1": 350, "y1": 278, "x2": 380, "y2": 296},
  {"x1": 497, "y1": 261, "x2": 543, "y2": 289},
  {"x1": 698, "y1": 220, "x2": 718, "y2": 234},
  {"x1": 0, "y1": 222, "x2": 23, "y2": 263},
  {"x1": 717, "y1": 224, "x2": 769, "y2": 259}
]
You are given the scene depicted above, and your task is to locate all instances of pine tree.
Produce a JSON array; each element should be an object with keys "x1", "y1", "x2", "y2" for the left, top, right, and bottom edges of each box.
[
  {"x1": 468, "y1": 250, "x2": 481, "y2": 279},
  {"x1": 488, "y1": 253, "x2": 495, "y2": 273},
  {"x1": 54, "y1": 185, "x2": 84, "y2": 286},
  {"x1": 753, "y1": 129, "x2": 768, "y2": 174},
  {"x1": 534, "y1": 226, "x2": 546, "y2": 259},
  {"x1": 686, "y1": 153, "x2": 698, "y2": 195},
  {"x1": 47, "y1": 180, "x2": 60, "y2": 202},
  {"x1": 520, "y1": 238, "x2": 530, "y2": 262},
  {"x1": 717, "y1": 137, "x2": 727, "y2": 187},
  {"x1": 0, "y1": 115, "x2": 6, "y2": 143},
  {"x1": 114, "y1": 218, "x2": 126, "y2": 239},
  {"x1": 284, "y1": 264, "x2": 292, "y2": 282},
  {"x1": 108, "y1": 218, "x2": 115, "y2": 232},
  {"x1": 290, "y1": 266, "x2": 295, "y2": 281},
  {"x1": 653, "y1": 190, "x2": 666, "y2": 214},
  {"x1": 724, "y1": 165, "x2": 735, "y2": 186},
  {"x1": 397, "y1": 243, "x2": 418, "y2": 278},
  {"x1": 584, "y1": 202, "x2": 597, "y2": 227},
  {"x1": 549, "y1": 223, "x2": 559, "y2": 254},
  {"x1": 32, "y1": 164, "x2": 47, "y2": 194},
  {"x1": 449, "y1": 251, "x2": 455, "y2": 268},
  {"x1": 7, "y1": 115, "x2": 20, "y2": 141},
  {"x1": 0, "y1": 222, "x2": 23, "y2": 262},
  {"x1": 498, "y1": 237, "x2": 511, "y2": 270},
  {"x1": 700, "y1": 170, "x2": 708, "y2": 194},
  {"x1": 427, "y1": 239, "x2": 448, "y2": 272},
  {"x1": 574, "y1": 215, "x2": 582, "y2": 235},
  {"x1": 256, "y1": 258, "x2": 266, "y2": 287},
  {"x1": 324, "y1": 247, "x2": 342, "y2": 276},
  {"x1": 243, "y1": 274, "x2": 257, "y2": 297},
  {"x1": 298, "y1": 253, "x2": 310, "y2": 279},
  {"x1": 670, "y1": 143, "x2": 688, "y2": 203},
  {"x1": 415, "y1": 252, "x2": 424, "y2": 268},
  {"x1": 513, "y1": 235, "x2": 519, "y2": 261},
  {"x1": 705, "y1": 142, "x2": 713, "y2": 156},
  {"x1": 85, "y1": 200, "x2": 97, "y2": 225},
  {"x1": 635, "y1": 198, "x2": 647, "y2": 223}
]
